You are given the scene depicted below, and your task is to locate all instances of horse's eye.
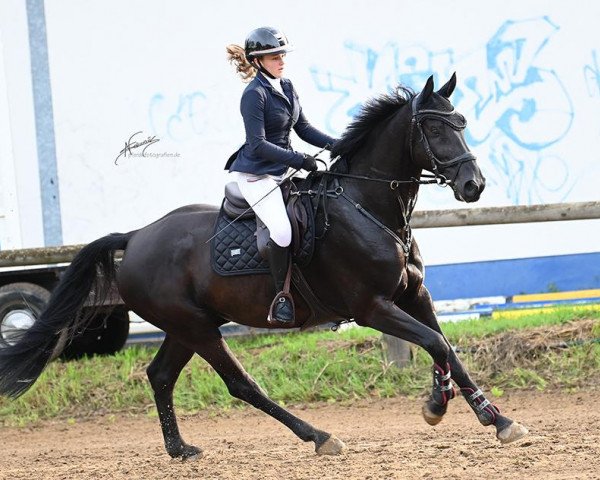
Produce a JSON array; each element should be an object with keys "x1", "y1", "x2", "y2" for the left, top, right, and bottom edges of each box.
[{"x1": 430, "y1": 127, "x2": 441, "y2": 135}]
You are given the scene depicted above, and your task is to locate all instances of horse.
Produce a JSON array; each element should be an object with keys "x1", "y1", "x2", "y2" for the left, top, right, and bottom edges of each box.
[{"x1": 0, "y1": 74, "x2": 528, "y2": 459}]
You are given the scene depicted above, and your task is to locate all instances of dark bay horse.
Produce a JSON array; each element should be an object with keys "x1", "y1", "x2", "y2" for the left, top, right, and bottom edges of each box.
[{"x1": 0, "y1": 74, "x2": 528, "y2": 459}]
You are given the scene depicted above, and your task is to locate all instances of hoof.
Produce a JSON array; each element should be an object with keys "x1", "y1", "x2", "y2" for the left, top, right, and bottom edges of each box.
[
  {"x1": 169, "y1": 444, "x2": 203, "y2": 461},
  {"x1": 315, "y1": 435, "x2": 346, "y2": 455},
  {"x1": 422, "y1": 402, "x2": 444, "y2": 426},
  {"x1": 182, "y1": 452, "x2": 202, "y2": 462},
  {"x1": 497, "y1": 421, "x2": 529, "y2": 444}
]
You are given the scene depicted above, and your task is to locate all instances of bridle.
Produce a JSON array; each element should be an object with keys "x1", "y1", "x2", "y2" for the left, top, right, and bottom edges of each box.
[
  {"x1": 408, "y1": 93, "x2": 477, "y2": 185},
  {"x1": 318, "y1": 93, "x2": 476, "y2": 189}
]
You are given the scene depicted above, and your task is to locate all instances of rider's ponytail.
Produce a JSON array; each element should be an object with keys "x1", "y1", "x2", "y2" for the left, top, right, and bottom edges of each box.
[{"x1": 226, "y1": 44, "x2": 256, "y2": 82}]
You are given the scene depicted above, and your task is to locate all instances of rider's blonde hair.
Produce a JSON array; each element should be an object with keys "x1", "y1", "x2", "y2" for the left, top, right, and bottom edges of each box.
[{"x1": 226, "y1": 44, "x2": 257, "y2": 83}]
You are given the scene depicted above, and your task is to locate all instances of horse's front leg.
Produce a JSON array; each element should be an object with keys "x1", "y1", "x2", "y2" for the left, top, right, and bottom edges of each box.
[
  {"x1": 355, "y1": 297, "x2": 455, "y2": 427},
  {"x1": 397, "y1": 286, "x2": 529, "y2": 444},
  {"x1": 355, "y1": 295, "x2": 453, "y2": 389}
]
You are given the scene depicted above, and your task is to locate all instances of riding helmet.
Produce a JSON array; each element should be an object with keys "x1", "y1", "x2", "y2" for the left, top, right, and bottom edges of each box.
[{"x1": 244, "y1": 27, "x2": 293, "y2": 59}]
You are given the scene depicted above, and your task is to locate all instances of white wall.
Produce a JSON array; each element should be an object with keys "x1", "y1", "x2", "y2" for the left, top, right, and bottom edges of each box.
[
  {"x1": 0, "y1": 0, "x2": 43, "y2": 249},
  {"x1": 1, "y1": 0, "x2": 599, "y2": 264},
  {"x1": 0, "y1": 29, "x2": 20, "y2": 249}
]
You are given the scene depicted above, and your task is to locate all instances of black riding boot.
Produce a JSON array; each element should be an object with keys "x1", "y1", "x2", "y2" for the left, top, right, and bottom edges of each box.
[{"x1": 265, "y1": 239, "x2": 294, "y2": 323}]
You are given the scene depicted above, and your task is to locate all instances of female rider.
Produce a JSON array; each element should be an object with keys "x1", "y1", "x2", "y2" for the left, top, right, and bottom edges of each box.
[{"x1": 226, "y1": 27, "x2": 337, "y2": 324}]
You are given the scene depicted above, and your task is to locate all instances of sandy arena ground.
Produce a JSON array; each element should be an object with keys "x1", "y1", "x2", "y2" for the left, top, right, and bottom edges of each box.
[{"x1": 2, "y1": 390, "x2": 599, "y2": 480}]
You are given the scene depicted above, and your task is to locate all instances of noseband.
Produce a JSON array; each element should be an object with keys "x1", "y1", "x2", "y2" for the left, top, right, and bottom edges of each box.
[{"x1": 409, "y1": 94, "x2": 477, "y2": 184}]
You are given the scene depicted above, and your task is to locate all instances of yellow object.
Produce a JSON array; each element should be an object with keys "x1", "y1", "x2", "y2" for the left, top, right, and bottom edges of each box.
[
  {"x1": 512, "y1": 289, "x2": 600, "y2": 303},
  {"x1": 492, "y1": 303, "x2": 600, "y2": 320}
]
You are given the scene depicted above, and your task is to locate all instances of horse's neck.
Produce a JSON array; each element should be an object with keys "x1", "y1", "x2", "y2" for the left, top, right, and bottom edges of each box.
[{"x1": 346, "y1": 112, "x2": 421, "y2": 229}]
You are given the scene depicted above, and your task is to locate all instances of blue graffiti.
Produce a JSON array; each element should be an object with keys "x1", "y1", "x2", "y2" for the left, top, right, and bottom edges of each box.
[
  {"x1": 309, "y1": 43, "x2": 455, "y2": 134},
  {"x1": 311, "y1": 16, "x2": 576, "y2": 205},
  {"x1": 487, "y1": 137, "x2": 575, "y2": 205},
  {"x1": 148, "y1": 91, "x2": 208, "y2": 142},
  {"x1": 466, "y1": 17, "x2": 573, "y2": 151},
  {"x1": 584, "y1": 50, "x2": 600, "y2": 97}
]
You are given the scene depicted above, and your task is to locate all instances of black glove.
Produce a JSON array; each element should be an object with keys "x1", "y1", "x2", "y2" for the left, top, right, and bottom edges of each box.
[{"x1": 301, "y1": 154, "x2": 318, "y2": 172}]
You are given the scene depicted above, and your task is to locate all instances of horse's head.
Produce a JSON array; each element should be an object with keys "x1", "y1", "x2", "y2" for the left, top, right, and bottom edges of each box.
[{"x1": 409, "y1": 74, "x2": 485, "y2": 202}]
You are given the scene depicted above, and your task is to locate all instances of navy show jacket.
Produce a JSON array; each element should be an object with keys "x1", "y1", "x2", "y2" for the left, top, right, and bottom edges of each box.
[{"x1": 228, "y1": 72, "x2": 336, "y2": 176}]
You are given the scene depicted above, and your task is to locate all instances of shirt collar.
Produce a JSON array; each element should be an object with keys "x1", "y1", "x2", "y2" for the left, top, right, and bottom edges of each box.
[
  {"x1": 257, "y1": 71, "x2": 288, "y2": 89},
  {"x1": 265, "y1": 75, "x2": 282, "y2": 90},
  {"x1": 256, "y1": 72, "x2": 292, "y2": 106}
]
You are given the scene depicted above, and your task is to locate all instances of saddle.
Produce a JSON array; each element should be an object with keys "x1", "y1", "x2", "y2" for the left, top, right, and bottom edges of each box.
[{"x1": 212, "y1": 179, "x2": 315, "y2": 276}]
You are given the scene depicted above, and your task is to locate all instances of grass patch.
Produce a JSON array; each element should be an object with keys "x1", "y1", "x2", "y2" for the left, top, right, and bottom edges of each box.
[{"x1": 0, "y1": 304, "x2": 599, "y2": 426}]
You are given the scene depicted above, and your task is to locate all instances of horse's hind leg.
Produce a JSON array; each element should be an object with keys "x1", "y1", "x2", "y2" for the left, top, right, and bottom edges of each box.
[
  {"x1": 397, "y1": 287, "x2": 528, "y2": 444},
  {"x1": 147, "y1": 335, "x2": 200, "y2": 459},
  {"x1": 194, "y1": 327, "x2": 345, "y2": 455}
]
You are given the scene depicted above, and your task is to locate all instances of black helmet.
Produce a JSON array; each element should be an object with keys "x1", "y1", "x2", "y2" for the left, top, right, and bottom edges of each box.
[{"x1": 244, "y1": 27, "x2": 293, "y2": 59}]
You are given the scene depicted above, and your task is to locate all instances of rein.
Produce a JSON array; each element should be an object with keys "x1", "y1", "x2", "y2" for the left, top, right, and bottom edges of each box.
[{"x1": 317, "y1": 168, "x2": 447, "y2": 188}]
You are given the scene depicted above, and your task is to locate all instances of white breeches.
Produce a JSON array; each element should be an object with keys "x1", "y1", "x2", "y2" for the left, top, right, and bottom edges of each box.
[{"x1": 229, "y1": 172, "x2": 292, "y2": 247}]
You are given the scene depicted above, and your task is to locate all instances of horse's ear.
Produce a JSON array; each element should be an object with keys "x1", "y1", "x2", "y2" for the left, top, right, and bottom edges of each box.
[
  {"x1": 419, "y1": 75, "x2": 435, "y2": 105},
  {"x1": 437, "y1": 72, "x2": 457, "y2": 98}
]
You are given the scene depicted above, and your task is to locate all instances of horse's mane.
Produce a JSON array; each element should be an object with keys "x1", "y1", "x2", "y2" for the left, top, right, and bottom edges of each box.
[{"x1": 329, "y1": 86, "x2": 415, "y2": 172}]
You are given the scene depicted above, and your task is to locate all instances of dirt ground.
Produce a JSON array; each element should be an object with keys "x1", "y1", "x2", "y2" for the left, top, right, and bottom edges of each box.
[{"x1": 2, "y1": 390, "x2": 599, "y2": 480}]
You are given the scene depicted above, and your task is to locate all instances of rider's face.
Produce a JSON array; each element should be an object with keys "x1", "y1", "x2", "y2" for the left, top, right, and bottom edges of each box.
[{"x1": 258, "y1": 53, "x2": 286, "y2": 78}]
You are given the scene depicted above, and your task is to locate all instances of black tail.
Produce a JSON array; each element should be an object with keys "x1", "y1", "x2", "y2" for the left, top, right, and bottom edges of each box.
[{"x1": 0, "y1": 231, "x2": 134, "y2": 398}]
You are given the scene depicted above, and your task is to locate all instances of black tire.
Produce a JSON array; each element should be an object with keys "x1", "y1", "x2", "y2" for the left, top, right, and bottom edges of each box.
[
  {"x1": 0, "y1": 282, "x2": 51, "y2": 348},
  {"x1": 61, "y1": 307, "x2": 130, "y2": 359},
  {"x1": 0, "y1": 282, "x2": 69, "y2": 360}
]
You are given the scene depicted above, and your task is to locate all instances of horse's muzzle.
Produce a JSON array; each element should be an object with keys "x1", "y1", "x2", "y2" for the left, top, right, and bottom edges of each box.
[{"x1": 454, "y1": 178, "x2": 486, "y2": 203}]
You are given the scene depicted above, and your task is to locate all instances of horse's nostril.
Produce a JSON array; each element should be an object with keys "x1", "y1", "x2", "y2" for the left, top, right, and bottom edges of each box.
[{"x1": 464, "y1": 180, "x2": 479, "y2": 197}]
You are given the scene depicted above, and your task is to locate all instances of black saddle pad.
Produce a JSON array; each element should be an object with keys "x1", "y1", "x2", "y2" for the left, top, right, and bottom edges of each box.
[{"x1": 211, "y1": 196, "x2": 315, "y2": 276}]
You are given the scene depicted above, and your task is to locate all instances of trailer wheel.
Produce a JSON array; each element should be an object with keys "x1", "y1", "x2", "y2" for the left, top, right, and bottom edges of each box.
[
  {"x1": 61, "y1": 307, "x2": 130, "y2": 359},
  {"x1": 0, "y1": 282, "x2": 51, "y2": 347},
  {"x1": 0, "y1": 282, "x2": 68, "y2": 359}
]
